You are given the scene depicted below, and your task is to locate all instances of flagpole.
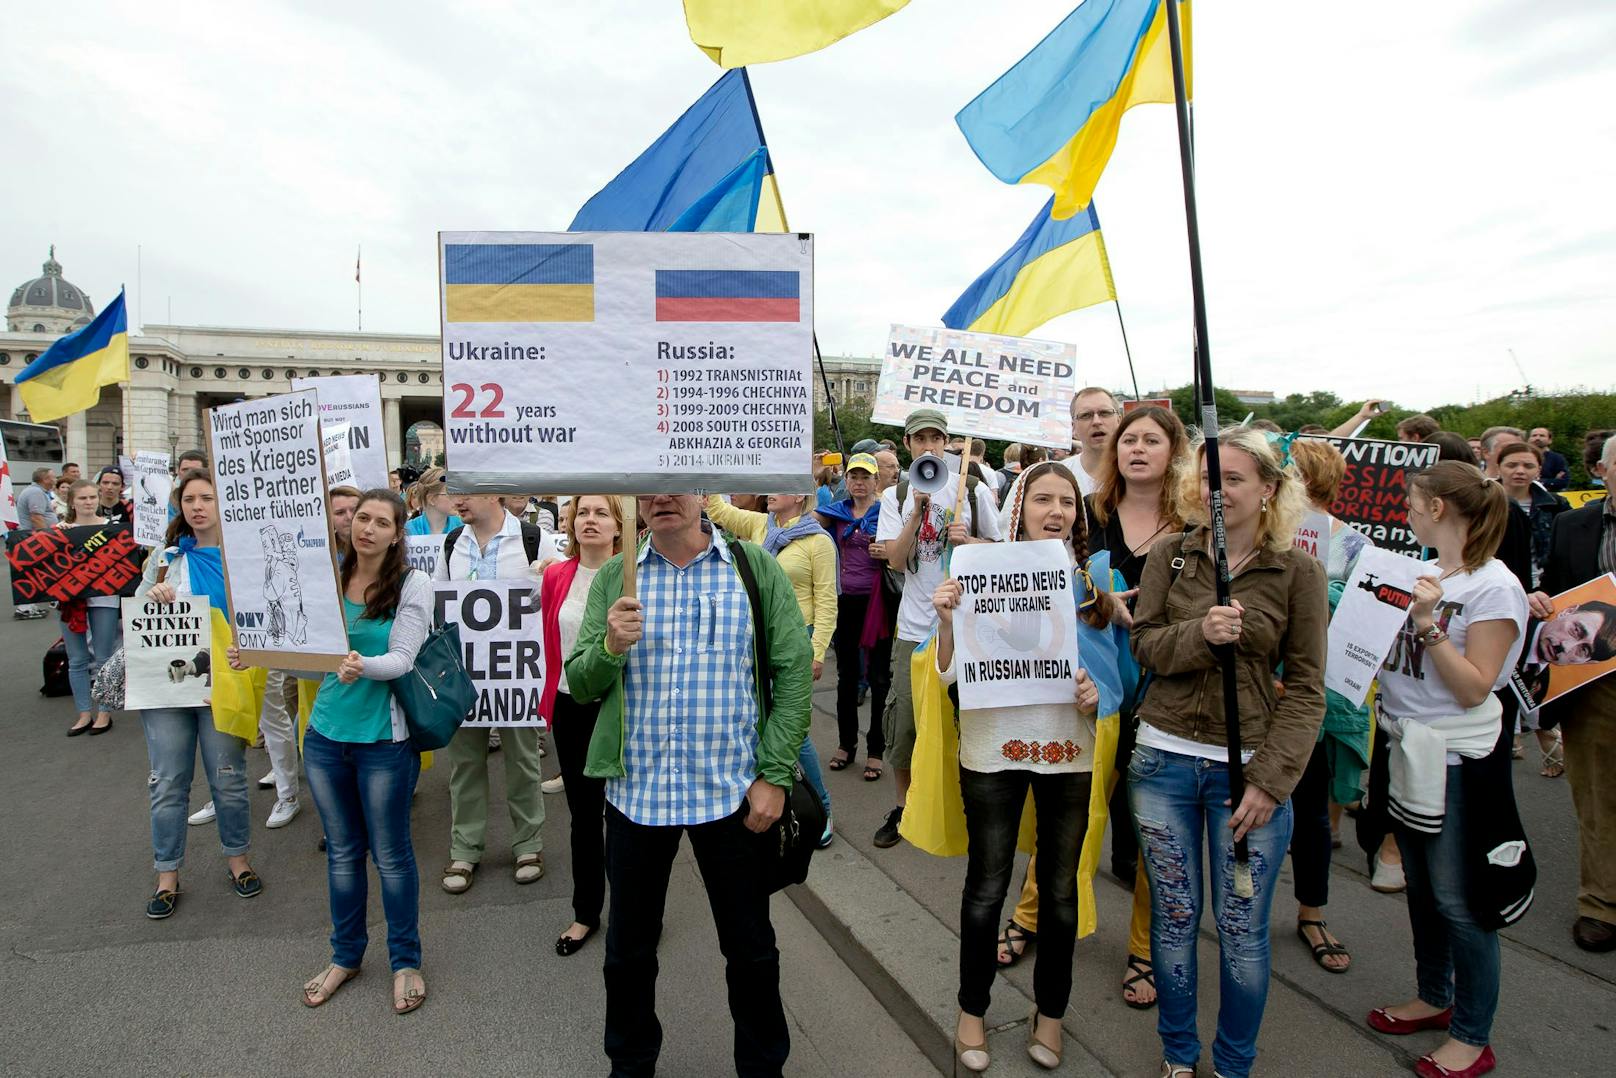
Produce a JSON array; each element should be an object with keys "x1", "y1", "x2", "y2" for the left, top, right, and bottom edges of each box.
[
  {"x1": 1163, "y1": 0, "x2": 1253, "y2": 895},
  {"x1": 1113, "y1": 301, "x2": 1141, "y2": 401},
  {"x1": 356, "y1": 245, "x2": 363, "y2": 332}
]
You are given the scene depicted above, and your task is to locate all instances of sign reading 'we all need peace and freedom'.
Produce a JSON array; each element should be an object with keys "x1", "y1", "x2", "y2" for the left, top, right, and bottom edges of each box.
[{"x1": 438, "y1": 232, "x2": 815, "y2": 495}]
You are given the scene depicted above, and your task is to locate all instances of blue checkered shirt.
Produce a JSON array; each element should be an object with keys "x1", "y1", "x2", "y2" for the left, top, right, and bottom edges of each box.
[{"x1": 606, "y1": 527, "x2": 760, "y2": 827}]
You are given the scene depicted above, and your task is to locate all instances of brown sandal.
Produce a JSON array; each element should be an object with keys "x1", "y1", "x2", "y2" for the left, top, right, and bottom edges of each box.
[
  {"x1": 393, "y1": 968, "x2": 426, "y2": 1014},
  {"x1": 302, "y1": 964, "x2": 360, "y2": 1008}
]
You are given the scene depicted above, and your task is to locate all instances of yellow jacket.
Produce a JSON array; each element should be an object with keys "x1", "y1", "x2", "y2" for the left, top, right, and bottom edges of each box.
[{"x1": 704, "y1": 495, "x2": 837, "y2": 664}]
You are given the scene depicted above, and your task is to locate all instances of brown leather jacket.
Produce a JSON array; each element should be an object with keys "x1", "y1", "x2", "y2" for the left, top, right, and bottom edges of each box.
[{"x1": 1130, "y1": 525, "x2": 1328, "y2": 801}]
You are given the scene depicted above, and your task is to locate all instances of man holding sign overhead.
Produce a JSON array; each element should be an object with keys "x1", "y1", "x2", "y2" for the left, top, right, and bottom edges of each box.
[{"x1": 871, "y1": 407, "x2": 1002, "y2": 849}]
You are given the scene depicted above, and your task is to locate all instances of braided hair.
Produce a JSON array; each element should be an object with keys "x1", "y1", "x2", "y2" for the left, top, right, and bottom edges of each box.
[{"x1": 1011, "y1": 461, "x2": 1117, "y2": 630}]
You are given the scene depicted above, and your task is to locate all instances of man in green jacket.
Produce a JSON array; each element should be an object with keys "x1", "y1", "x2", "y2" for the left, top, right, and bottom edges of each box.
[{"x1": 564, "y1": 492, "x2": 812, "y2": 1076}]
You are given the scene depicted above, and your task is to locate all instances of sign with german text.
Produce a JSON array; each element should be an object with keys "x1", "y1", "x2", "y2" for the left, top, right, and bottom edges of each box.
[
  {"x1": 439, "y1": 231, "x2": 815, "y2": 495},
  {"x1": 293, "y1": 373, "x2": 390, "y2": 491},
  {"x1": 208, "y1": 391, "x2": 348, "y2": 671},
  {"x1": 873, "y1": 325, "x2": 1077, "y2": 449},
  {"x1": 1301, "y1": 436, "x2": 1437, "y2": 556},
  {"x1": 131, "y1": 451, "x2": 173, "y2": 549},
  {"x1": 122, "y1": 595, "x2": 212, "y2": 710},
  {"x1": 948, "y1": 540, "x2": 1080, "y2": 711},
  {"x1": 6, "y1": 523, "x2": 143, "y2": 606},
  {"x1": 432, "y1": 579, "x2": 543, "y2": 727},
  {"x1": 1327, "y1": 546, "x2": 1426, "y2": 706}
]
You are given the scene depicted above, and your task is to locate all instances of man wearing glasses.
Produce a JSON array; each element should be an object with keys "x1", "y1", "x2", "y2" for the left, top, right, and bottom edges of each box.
[{"x1": 1067, "y1": 387, "x2": 1121, "y2": 495}]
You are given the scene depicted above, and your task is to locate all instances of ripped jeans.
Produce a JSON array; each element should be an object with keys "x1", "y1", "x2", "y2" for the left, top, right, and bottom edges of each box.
[
  {"x1": 1129, "y1": 746, "x2": 1292, "y2": 1078},
  {"x1": 142, "y1": 707, "x2": 251, "y2": 872}
]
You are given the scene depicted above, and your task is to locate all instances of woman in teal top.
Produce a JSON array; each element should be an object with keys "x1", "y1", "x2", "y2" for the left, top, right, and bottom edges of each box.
[{"x1": 291, "y1": 489, "x2": 433, "y2": 1015}]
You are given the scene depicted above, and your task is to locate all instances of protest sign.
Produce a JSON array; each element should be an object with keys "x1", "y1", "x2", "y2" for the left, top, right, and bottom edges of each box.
[
  {"x1": 1563, "y1": 489, "x2": 1607, "y2": 510},
  {"x1": 292, "y1": 374, "x2": 389, "y2": 491},
  {"x1": 432, "y1": 579, "x2": 543, "y2": 727},
  {"x1": 948, "y1": 539, "x2": 1080, "y2": 711},
  {"x1": 1123, "y1": 397, "x2": 1174, "y2": 413},
  {"x1": 872, "y1": 325, "x2": 1077, "y2": 449},
  {"x1": 404, "y1": 534, "x2": 445, "y2": 576},
  {"x1": 208, "y1": 391, "x2": 347, "y2": 671},
  {"x1": 1293, "y1": 510, "x2": 1330, "y2": 560},
  {"x1": 320, "y1": 418, "x2": 357, "y2": 489},
  {"x1": 1510, "y1": 572, "x2": 1616, "y2": 712},
  {"x1": 122, "y1": 595, "x2": 212, "y2": 710},
  {"x1": 1326, "y1": 546, "x2": 1426, "y2": 706},
  {"x1": 1300, "y1": 436, "x2": 1437, "y2": 555},
  {"x1": 0, "y1": 436, "x2": 16, "y2": 529},
  {"x1": 7, "y1": 522, "x2": 143, "y2": 606},
  {"x1": 439, "y1": 231, "x2": 815, "y2": 495},
  {"x1": 131, "y1": 451, "x2": 172, "y2": 548}
]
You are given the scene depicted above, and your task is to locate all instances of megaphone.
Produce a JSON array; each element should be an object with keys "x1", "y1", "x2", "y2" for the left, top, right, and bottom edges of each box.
[{"x1": 907, "y1": 453, "x2": 950, "y2": 495}]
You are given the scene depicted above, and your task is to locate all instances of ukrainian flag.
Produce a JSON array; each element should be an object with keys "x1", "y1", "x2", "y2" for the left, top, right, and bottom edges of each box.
[
  {"x1": 443, "y1": 244, "x2": 594, "y2": 323},
  {"x1": 684, "y1": 0, "x2": 911, "y2": 68},
  {"x1": 669, "y1": 147, "x2": 770, "y2": 232},
  {"x1": 956, "y1": 0, "x2": 1190, "y2": 220},
  {"x1": 571, "y1": 70, "x2": 787, "y2": 234},
  {"x1": 943, "y1": 197, "x2": 1116, "y2": 337},
  {"x1": 15, "y1": 289, "x2": 129, "y2": 423}
]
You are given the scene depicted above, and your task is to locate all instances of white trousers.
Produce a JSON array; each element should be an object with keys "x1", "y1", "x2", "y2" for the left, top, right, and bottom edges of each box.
[{"x1": 259, "y1": 669, "x2": 300, "y2": 802}]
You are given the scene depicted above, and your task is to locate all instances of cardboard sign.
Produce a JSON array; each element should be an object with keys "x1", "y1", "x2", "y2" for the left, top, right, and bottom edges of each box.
[
  {"x1": 872, "y1": 325, "x2": 1077, "y2": 449},
  {"x1": 1123, "y1": 397, "x2": 1174, "y2": 413},
  {"x1": 1563, "y1": 489, "x2": 1607, "y2": 510},
  {"x1": 131, "y1": 451, "x2": 173, "y2": 549},
  {"x1": 403, "y1": 533, "x2": 446, "y2": 576},
  {"x1": 948, "y1": 539, "x2": 1080, "y2": 711},
  {"x1": 1510, "y1": 572, "x2": 1616, "y2": 711},
  {"x1": 1326, "y1": 546, "x2": 1427, "y2": 706},
  {"x1": 1293, "y1": 510, "x2": 1331, "y2": 560},
  {"x1": 320, "y1": 418, "x2": 357, "y2": 490},
  {"x1": 0, "y1": 437, "x2": 16, "y2": 529},
  {"x1": 439, "y1": 231, "x2": 815, "y2": 495},
  {"x1": 122, "y1": 595, "x2": 213, "y2": 710},
  {"x1": 292, "y1": 373, "x2": 390, "y2": 491},
  {"x1": 208, "y1": 391, "x2": 348, "y2": 671},
  {"x1": 432, "y1": 579, "x2": 544, "y2": 727},
  {"x1": 7, "y1": 523, "x2": 143, "y2": 606},
  {"x1": 1301, "y1": 436, "x2": 1438, "y2": 555}
]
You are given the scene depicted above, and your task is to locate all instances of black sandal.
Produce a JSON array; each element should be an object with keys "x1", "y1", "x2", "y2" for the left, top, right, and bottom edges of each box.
[
  {"x1": 1123, "y1": 954, "x2": 1157, "y2": 1009},
  {"x1": 556, "y1": 926, "x2": 595, "y2": 956},
  {"x1": 1297, "y1": 919, "x2": 1351, "y2": 973},
  {"x1": 997, "y1": 920, "x2": 1035, "y2": 967},
  {"x1": 827, "y1": 750, "x2": 854, "y2": 771},
  {"x1": 863, "y1": 760, "x2": 884, "y2": 782}
]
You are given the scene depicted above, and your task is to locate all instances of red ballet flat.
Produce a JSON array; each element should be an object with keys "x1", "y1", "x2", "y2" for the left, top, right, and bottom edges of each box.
[
  {"x1": 1366, "y1": 1006, "x2": 1452, "y2": 1035},
  {"x1": 1414, "y1": 1045, "x2": 1495, "y2": 1078}
]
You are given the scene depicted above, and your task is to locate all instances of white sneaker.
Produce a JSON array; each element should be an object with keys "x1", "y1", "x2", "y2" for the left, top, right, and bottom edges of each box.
[
  {"x1": 188, "y1": 801, "x2": 216, "y2": 826},
  {"x1": 1371, "y1": 856, "x2": 1407, "y2": 893},
  {"x1": 266, "y1": 799, "x2": 301, "y2": 829},
  {"x1": 541, "y1": 776, "x2": 566, "y2": 794},
  {"x1": 257, "y1": 771, "x2": 277, "y2": 790}
]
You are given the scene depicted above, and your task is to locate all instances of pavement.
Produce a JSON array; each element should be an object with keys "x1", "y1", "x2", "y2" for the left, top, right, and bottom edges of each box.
[{"x1": 4, "y1": 599, "x2": 1612, "y2": 1077}]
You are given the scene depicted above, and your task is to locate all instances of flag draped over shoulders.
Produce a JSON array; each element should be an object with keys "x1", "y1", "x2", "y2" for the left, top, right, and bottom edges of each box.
[
  {"x1": 684, "y1": 0, "x2": 911, "y2": 68},
  {"x1": 956, "y1": 0, "x2": 1190, "y2": 219},
  {"x1": 15, "y1": 289, "x2": 129, "y2": 423}
]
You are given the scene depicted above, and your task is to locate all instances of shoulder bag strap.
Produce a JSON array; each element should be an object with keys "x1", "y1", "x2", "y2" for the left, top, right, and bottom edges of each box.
[{"x1": 731, "y1": 544, "x2": 772, "y2": 715}]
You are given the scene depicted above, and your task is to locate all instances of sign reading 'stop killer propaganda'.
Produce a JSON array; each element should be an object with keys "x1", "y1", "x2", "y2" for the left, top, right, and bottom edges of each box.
[{"x1": 439, "y1": 231, "x2": 815, "y2": 495}]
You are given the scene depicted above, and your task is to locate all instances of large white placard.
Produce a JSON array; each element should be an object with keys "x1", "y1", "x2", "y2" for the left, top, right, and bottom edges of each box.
[
  {"x1": 208, "y1": 390, "x2": 348, "y2": 671},
  {"x1": 292, "y1": 374, "x2": 390, "y2": 491},
  {"x1": 872, "y1": 325, "x2": 1078, "y2": 449},
  {"x1": 432, "y1": 579, "x2": 543, "y2": 727},
  {"x1": 949, "y1": 540, "x2": 1081, "y2": 711},
  {"x1": 439, "y1": 231, "x2": 815, "y2": 494},
  {"x1": 131, "y1": 451, "x2": 173, "y2": 548},
  {"x1": 122, "y1": 595, "x2": 212, "y2": 710},
  {"x1": 1327, "y1": 546, "x2": 1427, "y2": 706}
]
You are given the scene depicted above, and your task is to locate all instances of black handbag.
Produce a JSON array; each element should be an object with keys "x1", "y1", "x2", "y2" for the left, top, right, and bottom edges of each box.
[{"x1": 732, "y1": 545, "x2": 824, "y2": 894}]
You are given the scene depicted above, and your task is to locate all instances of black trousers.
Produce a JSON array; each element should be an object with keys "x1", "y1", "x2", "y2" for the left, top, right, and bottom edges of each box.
[
  {"x1": 833, "y1": 592, "x2": 891, "y2": 759},
  {"x1": 1108, "y1": 716, "x2": 1140, "y2": 877},
  {"x1": 1289, "y1": 740, "x2": 1333, "y2": 908},
  {"x1": 552, "y1": 690, "x2": 606, "y2": 930},
  {"x1": 958, "y1": 767, "x2": 1091, "y2": 1019},
  {"x1": 603, "y1": 803, "x2": 788, "y2": 1077}
]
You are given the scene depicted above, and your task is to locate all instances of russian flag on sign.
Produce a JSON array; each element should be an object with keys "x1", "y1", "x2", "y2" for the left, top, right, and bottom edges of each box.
[{"x1": 654, "y1": 269, "x2": 799, "y2": 322}]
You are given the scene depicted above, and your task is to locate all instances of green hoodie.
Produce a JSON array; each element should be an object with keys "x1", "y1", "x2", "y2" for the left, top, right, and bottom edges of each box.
[{"x1": 564, "y1": 535, "x2": 813, "y2": 789}]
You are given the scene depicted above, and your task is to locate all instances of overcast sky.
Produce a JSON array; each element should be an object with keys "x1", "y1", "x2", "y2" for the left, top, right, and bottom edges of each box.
[{"x1": 4, "y1": 1, "x2": 1612, "y2": 408}]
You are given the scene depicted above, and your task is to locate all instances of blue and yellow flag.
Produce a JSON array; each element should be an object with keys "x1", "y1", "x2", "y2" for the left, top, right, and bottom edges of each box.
[
  {"x1": 669, "y1": 147, "x2": 770, "y2": 232},
  {"x1": 443, "y1": 243, "x2": 595, "y2": 323},
  {"x1": 943, "y1": 197, "x2": 1117, "y2": 337},
  {"x1": 15, "y1": 289, "x2": 129, "y2": 423},
  {"x1": 570, "y1": 70, "x2": 786, "y2": 233},
  {"x1": 684, "y1": 0, "x2": 911, "y2": 68},
  {"x1": 956, "y1": 0, "x2": 1191, "y2": 220}
]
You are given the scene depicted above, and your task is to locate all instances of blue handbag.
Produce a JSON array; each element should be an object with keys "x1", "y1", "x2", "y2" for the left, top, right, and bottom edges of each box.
[{"x1": 388, "y1": 620, "x2": 476, "y2": 751}]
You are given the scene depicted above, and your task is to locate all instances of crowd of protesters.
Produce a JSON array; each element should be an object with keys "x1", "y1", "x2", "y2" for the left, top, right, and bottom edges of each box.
[{"x1": 18, "y1": 399, "x2": 1614, "y2": 1078}]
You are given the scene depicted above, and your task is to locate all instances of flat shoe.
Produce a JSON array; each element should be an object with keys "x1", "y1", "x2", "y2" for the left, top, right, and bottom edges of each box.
[
  {"x1": 67, "y1": 721, "x2": 93, "y2": 737},
  {"x1": 1414, "y1": 1045, "x2": 1495, "y2": 1078},
  {"x1": 393, "y1": 968, "x2": 426, "y2": 1015},
  {"x1": 1027, "y1": 1006, "x2": 1061, "y2": 1069},
  {"x1": 1367, "y1": 1005, "x2": 1452, "y2": 1035},
  {"x1": 145, "y1": 888, "x2": 181, "y2": 920},
  {"x1": 302, "y1": 964, "x2": 360, "y2": 1008},
  {"x1": 88, "y1": 717, "x2": 113, "y2": 735},
  {"x1": 442, "y1": 861, "x2": 475, "y2": 893},
  {"x1": 514, "y1": 853, "x2": 544, "y2": 884},
  {"x1": 228, "y1": 868, "x2": 263, "y2": 899},
  {"x1": 556, "y1": 926, "x2": 595, "y2": 956}
]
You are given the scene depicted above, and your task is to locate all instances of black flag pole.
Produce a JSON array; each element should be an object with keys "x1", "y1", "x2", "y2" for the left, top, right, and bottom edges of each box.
[
  {"x1": 1113, "y1": 300, "x2": 1142, "y2": 401},
  {"x1": 1163, "y1": 0, "x2": 1253, "y2": 896},
  {"x1": 814, "y1": 333, "x2": 848, "y2": 463}
]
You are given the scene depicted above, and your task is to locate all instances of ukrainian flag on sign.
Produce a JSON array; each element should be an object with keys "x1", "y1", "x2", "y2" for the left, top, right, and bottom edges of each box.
[
  {"x1": 655, "y1": 270, "x2": 799, "y2": 322},
  {"x1": 444, "y1": 243, "x2": 595, "y2": 323}
]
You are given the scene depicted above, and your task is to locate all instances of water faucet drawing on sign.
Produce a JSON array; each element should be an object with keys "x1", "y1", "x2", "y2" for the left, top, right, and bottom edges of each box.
[{"x1": 260, "y1": 525, "x2": 308, "y2": 646}]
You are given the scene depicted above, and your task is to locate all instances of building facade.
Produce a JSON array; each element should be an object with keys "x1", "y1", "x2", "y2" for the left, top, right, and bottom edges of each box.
[{"x1": 813, "y1": 354, "x2": 882, "y2": 413}]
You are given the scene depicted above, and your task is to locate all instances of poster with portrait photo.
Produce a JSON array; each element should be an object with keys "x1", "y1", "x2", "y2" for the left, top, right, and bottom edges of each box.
[{"x1": 1510, "y1": 573, "x2": 1616, "y2": 711}]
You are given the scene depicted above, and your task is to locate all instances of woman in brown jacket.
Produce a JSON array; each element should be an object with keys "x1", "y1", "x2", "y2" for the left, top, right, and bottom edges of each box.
[{"x1": 1128, "y1": 427, "x2": 1328, "y2": 1078}]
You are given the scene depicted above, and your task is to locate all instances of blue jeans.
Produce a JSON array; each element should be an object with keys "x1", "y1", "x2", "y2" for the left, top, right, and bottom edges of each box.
[
  {"x1": 1395, "y1": 765, "x2": 1499, "y2": 1048},
  {"x1": 1129, "y1": 746, "x2": 1293, "y2": 1078},
  {"x1": 800, "y1": 625, "x2": 830, "y2": 822},
  {"x1": 141, "y1": 707, "x2": 251, "y2": 872},
  {"x1": 61, "y1": 605, "x2": 123, "y2": 712},
  {"x1": 302, "y1": 727, "x2": 422, "y2": 972}
]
